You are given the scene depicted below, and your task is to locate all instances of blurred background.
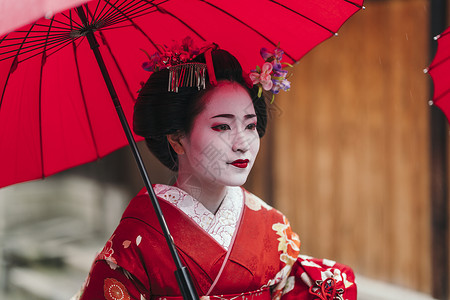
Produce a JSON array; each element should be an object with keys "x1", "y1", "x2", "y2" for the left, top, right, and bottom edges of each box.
[{"x1": 0, "y1": 0, "x2": 449, "y2": 299}]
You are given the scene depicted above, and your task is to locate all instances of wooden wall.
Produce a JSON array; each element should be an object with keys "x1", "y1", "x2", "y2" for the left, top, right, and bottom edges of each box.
[
  {"x1": 247, "y1": 0, "x2": 433, "y2": 294},
  {"x1": 127, "y1": 0, "x2": 440, "y2": 295}
]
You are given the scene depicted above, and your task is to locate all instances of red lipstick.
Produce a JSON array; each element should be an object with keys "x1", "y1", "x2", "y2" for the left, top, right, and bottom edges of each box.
[{"x1": 230, "y1": 159, "x2": 249, "y2": 168}]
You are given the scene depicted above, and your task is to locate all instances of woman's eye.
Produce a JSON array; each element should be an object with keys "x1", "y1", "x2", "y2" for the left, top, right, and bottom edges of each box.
[
  {"x1": 246, "y1": 123, "x2": 257, "y2": 130},
  {"x1": 211, "y1": 124, "x2": 231, "y2": 131}
]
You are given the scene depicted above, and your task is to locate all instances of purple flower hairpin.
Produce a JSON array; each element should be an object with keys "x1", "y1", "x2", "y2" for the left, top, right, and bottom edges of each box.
[{"x1": 249, "y1": 45, "x2": 293, "y2": 103}]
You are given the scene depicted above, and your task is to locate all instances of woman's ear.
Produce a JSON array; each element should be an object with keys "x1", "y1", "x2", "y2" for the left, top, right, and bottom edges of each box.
[{"x1": 167, "y1": 132, "x2": 185, "y2": 155}]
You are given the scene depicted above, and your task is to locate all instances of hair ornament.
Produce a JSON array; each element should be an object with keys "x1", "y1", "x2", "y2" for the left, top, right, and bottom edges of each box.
[
  {"x1": 249, "y1": 44, "x2": 293, "y2": 103},
  {"x1": 168, "y1": 62, "x2": 206, "y2": 92},
  {"x1": 141, "y1": 36, "x2": 200, "y2": 72},
  {"x1": 142, "y1": 37, "x2": 219, "y2": 92}
]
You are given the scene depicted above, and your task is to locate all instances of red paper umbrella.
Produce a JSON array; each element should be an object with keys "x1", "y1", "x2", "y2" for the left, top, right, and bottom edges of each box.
[
  {"x1": 425, "y1": 26, "x2": 450, "y2": 122},
  {"x1": 0, "y1": 1, "x2": 365, "y2": 298},
  {"x1": 0, "y1": 0, "x2": 364, "y2": 188}
]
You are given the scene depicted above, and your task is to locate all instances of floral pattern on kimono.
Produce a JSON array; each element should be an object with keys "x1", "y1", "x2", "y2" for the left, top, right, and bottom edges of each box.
[{"x1": 75, "y1": 185, "x2": 356, "y2": 300}]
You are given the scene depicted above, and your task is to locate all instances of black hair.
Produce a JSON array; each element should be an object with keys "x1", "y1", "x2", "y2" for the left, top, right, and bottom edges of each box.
[{"x1": 133, "y1": 49, "x2": 268, "y2": 171}]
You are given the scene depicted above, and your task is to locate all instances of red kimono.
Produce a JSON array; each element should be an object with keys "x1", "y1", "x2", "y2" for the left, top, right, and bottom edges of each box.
[{"x1": 76, "y1": 185, "x2": 356, "y2": 300}]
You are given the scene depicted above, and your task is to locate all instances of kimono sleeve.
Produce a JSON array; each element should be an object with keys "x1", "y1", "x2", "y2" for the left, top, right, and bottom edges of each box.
[
  {"x1": 78, "y1": 260, "x2": 150, "y2": 300},
  {"x1": 279, "y1": 255, "x2": 357, "y2": 300}
]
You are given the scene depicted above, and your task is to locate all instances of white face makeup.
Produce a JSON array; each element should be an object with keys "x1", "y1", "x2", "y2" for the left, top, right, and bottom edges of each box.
[{"x1": 177, "y1": 81, "x2": 260, "y2": 189}]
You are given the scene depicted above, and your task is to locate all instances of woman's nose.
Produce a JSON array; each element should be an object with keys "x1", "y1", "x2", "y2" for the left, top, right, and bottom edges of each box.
[{"x1": 231, "y1": 130, "x2": 251, "y2": 153}]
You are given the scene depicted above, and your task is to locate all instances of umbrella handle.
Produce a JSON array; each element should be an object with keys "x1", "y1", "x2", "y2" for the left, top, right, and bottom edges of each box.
[{"x1": 76, "y1": 6, "x2": 199, "y2": 300}]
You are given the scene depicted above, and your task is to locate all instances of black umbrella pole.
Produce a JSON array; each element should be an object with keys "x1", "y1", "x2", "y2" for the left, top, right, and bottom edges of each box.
[{"x1": 76, "y1": 6, "x2": 199, "y2": 300}]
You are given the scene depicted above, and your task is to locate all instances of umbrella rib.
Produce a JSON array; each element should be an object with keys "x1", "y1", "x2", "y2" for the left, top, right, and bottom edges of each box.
[
  {"x1": 88, "y1": 0, "x2": 104, "y2": 24},
  {"x1": 38, "y1": 18, "x2": 56, "y2": 179},
  {"x1": 103, "y1": 9, "x2": 159, "y2": 27},
  {"x1": 99, "y1": 1, "x2": 159, "y2": 28},
  {"x1": 268, "y1": 0, "x2": 336, "y2": 36},
  {"x1": 435, "y1": 88, "x2": 450, "y2": 103},
  {"x1": 1, "y1": 23, "x2": 36, "y2": 109},
  {"x1": 343, "y1": 0, "x2": 364, "y2": 9},
  {"x1": 98, "y1": 8, "x2": 164, "y2": 55},
  {"x1": 198, "y1": 0, "x2": 288, "y2": 57},
  {"x1": 95, "y1": 24, "x2": 135, "y2": 31},
  {"x1": 438, "y1": 29, "x2": 450, "y2": 39},
  {"x1": 0, "y1": 35, "x2": 75, "y2": 62},
  {"x1": 44, "y1": 38, "x2": 81, "y2": 59},
  {"x1": 101, "y1": 0, "x2": 134, "y2": 18},
  {"x1": 1, "y1": 37, "x2": 69, "y2": 58},
  {"x1": 58, "y1": 11, "x2": 83, "y2": 29},
  {"x1": 93, "y1": 0, "x2": 124, "y2": 23},
  {"x1": 1, "y1": 27, "x2": 74, "y2": 53},
  {"x1": 71, "y1": 40, "x2": 101, "y2": 159},
  {"x1": 0, "y1": 34, "x2": 7, "y2": 44},
  {"x1": 1, "y1": 32, "x2": 72, "y2": 47},
  {"x1": 120, "y1": 20, "x2": 163, "y2": 55},
  {"x1": 105, "y1": 0, "x2": 155, "y2": 19},
  {"x1": 98, "y1": 31, "x2": 136, "y2": 104},
  {"x1": 4, "y1": 30, "x2": 73, "y2": 36},
  {"x1": 91, "y1": 0, "x2": 168, "y2": 30},
  {"x1": 82, "y1": 1, "x2": 130, "y2": 30},
  {"x1": 4, "y1": 38, "x2": 76, "y2": 65},
  {"x1": 37, "y1": 15, "x2": 81, "y2": 30},
  {"x1": 93, "y1": 0, "x2": 136, "y2": 26},
  {"x1": 107, "y1": 0, "x2": 170, "y2": 25},
  {"x1": 14, "y1": 40, "x2": 70, "y2": 62},
  {"x1": 91, "y1": 1, "x2": 172, "y2": 53},
  {"x1": 13, "y1": 23, "x2": 73, "y2": 31},
  {"x1": 428, "y1": 55, "x2": 450, "y2": 71},
  {"x1": 0, "y1": 59, "x2": 16, "y2": 109},
  {"x1": 0, "y1": 56, "x2": 18, "y2": 109},
  {"x1": 103, "y1": 1, "x2": 206, "y2": 54}
]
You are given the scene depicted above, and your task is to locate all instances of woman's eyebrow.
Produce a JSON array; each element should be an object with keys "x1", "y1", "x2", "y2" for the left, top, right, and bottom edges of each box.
[
  {"x1": 244, "y1": 114, "x2": 257, "y2": 119},
  {"x1": 211, "y1": 114, "x2": 234, "y2": 119},
  {"x1": 211, "y1": 114, "x2": 257, "y2": 119}
]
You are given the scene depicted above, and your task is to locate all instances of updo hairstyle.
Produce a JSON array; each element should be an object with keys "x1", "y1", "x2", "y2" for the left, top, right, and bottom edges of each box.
[{"x1": 133, "y1": 49, "x2": 268, "y2": 171}]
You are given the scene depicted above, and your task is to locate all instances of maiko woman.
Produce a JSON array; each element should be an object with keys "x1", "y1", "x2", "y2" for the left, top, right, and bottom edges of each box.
[{"x1": 77, "y1": 40, "x2": 356, "y2": 300}]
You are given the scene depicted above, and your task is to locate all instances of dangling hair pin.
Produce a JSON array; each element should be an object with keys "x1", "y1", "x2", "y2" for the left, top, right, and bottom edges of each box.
[{"x1": 168, "y1": 62, "x2": 207, "y2": 92}]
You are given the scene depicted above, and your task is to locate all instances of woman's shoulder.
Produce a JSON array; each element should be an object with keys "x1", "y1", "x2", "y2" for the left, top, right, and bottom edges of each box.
[
  {"x1": 241, "y1": 188, "x2": 271, "y2": 210},
  {"x1": 126, "y1": 184, "x2": 174, "y2": 209},
  {"x1": 241, "y1": 188, "x2": 285, "y2": 218}
]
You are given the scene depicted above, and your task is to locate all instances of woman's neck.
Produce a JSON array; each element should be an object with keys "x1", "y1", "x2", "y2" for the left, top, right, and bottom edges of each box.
[{"x1": 175, "y1": 176, "x2": 227, "y2": 214}]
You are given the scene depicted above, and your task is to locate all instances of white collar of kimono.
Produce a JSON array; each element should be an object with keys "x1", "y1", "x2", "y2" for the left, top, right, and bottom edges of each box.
[{"x1": 152, "y1": 184, "x2": 244, "y2": 250}]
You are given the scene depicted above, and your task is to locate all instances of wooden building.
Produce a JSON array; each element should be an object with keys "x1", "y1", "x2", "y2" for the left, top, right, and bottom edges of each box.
[
  {"x1": 244, "y1": 0, "x2": 449, "y2": 298},
  {"x1": 128, "y1": 0, "x2": 449, "y2": 298}
]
